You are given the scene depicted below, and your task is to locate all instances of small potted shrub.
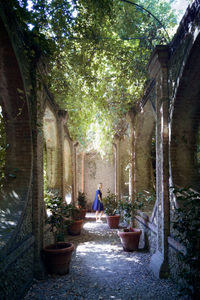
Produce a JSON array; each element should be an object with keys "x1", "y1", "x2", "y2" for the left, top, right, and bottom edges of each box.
[
  {"x1": 117, "y1": 192, "x2": 154, "y2": 251},
  {"x1": 67, "y1": 205, "x2": 84, "y2": 236},
  {"x1": 103, "y1": 189, "x2": 121, "y2": 229},
  {"x1": 117, "y1": 196, "x2": 141, "y2": 251},
  {"x1": 117, "y1": 193, "x2": 149, "y2": 251},
  {"x1": 172, "y1": 187, "x2": 200, "y2": 299},
  {"x1": 77, "y1": 191, "x2": 87, "y2": 219},
  {"x1": 43, "y1": 191, "x2": 75, "y2": 275}
]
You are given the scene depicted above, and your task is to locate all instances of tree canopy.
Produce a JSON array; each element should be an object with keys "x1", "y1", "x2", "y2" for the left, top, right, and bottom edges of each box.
[{"x1": 14, "y1": 0, "x2": 181, "y2": 156}]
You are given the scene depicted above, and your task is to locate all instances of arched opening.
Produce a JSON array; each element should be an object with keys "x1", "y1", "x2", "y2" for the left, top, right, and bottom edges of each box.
[
  {"x1": 63, "y1": 137, "x2": 72, "y2": 204},
  {"x1": 43, "y1": 106, "x2": 59, "y2": 199},
  {"x1": 170, "y1": 33, "x2": 200, "y2": 191},
  {"x1": 0, "y1": 18, "x2": 32, "y2": 249},
  {"x1": 76, "y1": 148, "x2": 116, "y2": 209}
]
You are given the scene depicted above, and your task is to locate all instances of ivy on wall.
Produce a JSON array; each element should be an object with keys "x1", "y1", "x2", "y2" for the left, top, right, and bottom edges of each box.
[
  {"x1": 173, "y1": 187, "x2": 200, "y2": 299},
  {"x1": 12, "y1": 0, "x2": 179, "y2": 157}
]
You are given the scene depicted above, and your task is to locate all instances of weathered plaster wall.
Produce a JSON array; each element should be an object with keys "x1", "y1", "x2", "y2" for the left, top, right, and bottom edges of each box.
[
  {"x1": 118, "y1": 136, "x2": 130, "y2": 199},
  {"x1": 135, "y1": 216, "x2": 157, "y2": 255},
  {"x1": 77, "y1": 151, "x2": 115, "y2": 208},
  {"x1": 43, "y1": 107, "x2": 59, "y2": 189}
]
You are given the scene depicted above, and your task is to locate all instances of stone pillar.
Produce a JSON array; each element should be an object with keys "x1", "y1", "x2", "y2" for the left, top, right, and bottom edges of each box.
[
  {"x1": 43, "y1": 106, "x2": 61, "y2": 192},
  {"x1": 149, "y1": 46, "x2": 170, "y2": 278},
  {"x1": 81, "y1": 152, "x2": 85, "y2": 193},
  {"x1": 32, "y1": 85, "x2": 46, "y2": 280},
  {"x1": 127, "y1": 111, "x2": 136, "y2": 201},
  {"x1": 72, "y1": 142, "x2": 78, "y2": 203},
  {"x1": 114, "y1": 141, "x2": 121, "y2": 198}
]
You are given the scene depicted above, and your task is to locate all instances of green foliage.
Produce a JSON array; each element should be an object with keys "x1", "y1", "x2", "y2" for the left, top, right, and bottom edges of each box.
[
  {"x1": 118, "y1": 191, "x2": 154, "y2": 224},
  {"x1": 44, "y1": 191, "x2": 67, "y2": 243},
  {"x1": 172, "y1": 187, "x2": 200, "y2": 299},
  {"x1": 14, "y1": 0, "x2": 178, "y2": 156},
  {"x1": 103, "y1": 190, "x2": 120, "y2": 216},
  {"x1": 77, "y1": 191, "x2": 87, "y2": 209},
  {"x1": 44, "y1": 190, "x2": 80, "y2": 243},
  {"x1": 48, "y1": 0, "x2": 178, "y2": 156}
]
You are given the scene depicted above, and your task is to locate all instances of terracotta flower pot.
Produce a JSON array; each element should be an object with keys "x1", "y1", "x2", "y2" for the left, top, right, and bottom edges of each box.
[
  {"x1": 80, "y1": 208, "x2": 87, "y2": 219},
  {"x1": 106, "y1": 215, "x2": 120, "y2": 229},
  {"x1": 43, "y1": 242, "x2": 74, "y2": 275},
  {"x1": 117, "y1": 228, "x2": 142, "y2": 251},
  {"x1": 68, "y1": 219, "x2": 83, "y2": 235}
]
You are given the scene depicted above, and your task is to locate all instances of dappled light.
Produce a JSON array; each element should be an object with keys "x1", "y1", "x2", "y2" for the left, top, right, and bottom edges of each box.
[{"x1": 1, "y1": 1, "x2": 200, "y2": 299}]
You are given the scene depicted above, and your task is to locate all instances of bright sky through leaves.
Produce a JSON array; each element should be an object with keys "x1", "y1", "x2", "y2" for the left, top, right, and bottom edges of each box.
[{"x1": 21, "y1": 0, "x2": 191, "y2": 157}]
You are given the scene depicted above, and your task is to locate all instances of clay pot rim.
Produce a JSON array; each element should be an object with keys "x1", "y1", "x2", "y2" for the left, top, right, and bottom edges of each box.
[
  {"x1": 106, "y1": 215, "x2": 120, "y2": 218},
  {"x1": 44, "y1": 242, "x2": 74, "y2": 253},
  {"x1": 72, "y1": 219, "x2": 84, "y2": 223},
  {"x1": 117, "y1": 229, "x2": 142, "y2": 236}
]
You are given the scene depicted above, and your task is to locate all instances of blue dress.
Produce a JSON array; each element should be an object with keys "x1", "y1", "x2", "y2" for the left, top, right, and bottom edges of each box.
[{"x1": 92, "y1": 189, "x2": 104, "y2": 212}]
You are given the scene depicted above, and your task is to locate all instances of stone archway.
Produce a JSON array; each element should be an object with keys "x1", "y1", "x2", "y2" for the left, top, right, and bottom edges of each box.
[
  {"x1": 170, "y1": 33, "x2": 200, "y2": 190},
  {"x1": 63, "y1": 137, "x2": 73, "y2": 203},
  {"x1": 0, "y1": 18, "x2": 32, "y2": 249}
]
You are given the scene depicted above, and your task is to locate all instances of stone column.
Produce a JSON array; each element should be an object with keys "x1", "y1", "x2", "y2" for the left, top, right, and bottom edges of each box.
[
  {"x1": 149, "y1": 46, "x2": 170, "y2": 278},
  {"x1": 32, "y1": 84, "x2": 46, "y2": 280},
  {"x1": 58, "y1": 110, "x2": 68, "y2": 200},
  {"x1": 134, "y1": 101, "x2": 155, "y2": 195},
  {"x1": 81, "y1": 152, "x2": 85, "y2": 193},
  {"x1": 114, "y1": 140, "x2": 121, "y2": 198},
  {"x1": 127, "y1": 111, "x2": 136, "y2": 201},
  {"x1": 58, "y1": 112, "x2": 65, "y2": 194},
  {"x1": 72, "y1": 142, "x2": 78, "y2": 203}
]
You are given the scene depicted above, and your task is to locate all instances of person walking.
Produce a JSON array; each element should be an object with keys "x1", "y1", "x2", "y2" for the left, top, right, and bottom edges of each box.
[{"x1": 92, "y1": 183, "x2": 104, "y2": 222}]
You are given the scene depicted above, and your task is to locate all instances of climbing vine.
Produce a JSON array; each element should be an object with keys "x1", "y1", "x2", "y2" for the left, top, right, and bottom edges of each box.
[
  {"x1": 14, "y1": 0, "x2": 178, "y2": 156},
  {"x1": 172, "y1": 187, "x2": 200, "y2": 299}
]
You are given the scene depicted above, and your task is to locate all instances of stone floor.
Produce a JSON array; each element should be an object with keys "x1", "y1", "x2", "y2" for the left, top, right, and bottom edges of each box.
[{"x1": 24, "y1": 214, "x2": 181, "y2": 300}]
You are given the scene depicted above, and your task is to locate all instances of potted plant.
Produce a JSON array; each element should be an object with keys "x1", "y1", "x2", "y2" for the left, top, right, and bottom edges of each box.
[
  {"x1": 67, "y1": 204, "x2": 84, "y2": 236},
  {"x1": 77, "y1": 191, "x2": 87, "y2": 219},
  {"x1": 103, "y1": 189, "x2": 121, "y2": 229},
  {"x1": 117, "y1": 193, "x2": 147, "y2": 252},
  {"x1": 43, "y1": 191, "x2": 75, "y2": 275}
]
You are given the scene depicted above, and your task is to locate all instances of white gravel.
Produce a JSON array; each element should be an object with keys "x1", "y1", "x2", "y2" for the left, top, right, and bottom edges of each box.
[{"x1": 24, "y1": 214, "x2": 181, "y2": 300}]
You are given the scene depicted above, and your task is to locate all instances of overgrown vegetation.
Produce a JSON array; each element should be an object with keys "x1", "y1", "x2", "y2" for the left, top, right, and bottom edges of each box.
[
  {"x1": 119, "y1": 191, "x2": 155, "y2": 224},
  {"x1": 172, "y1": 187, "x2": 200, "y2": 300},
  {"x1": 12, "y1": 0, "x2": 179, "y2": 157},
  {"x1": 44, "y1": 190, "x2": 81, "y2": 243},
  {"x1": 77, "y1": 191, "x2": 87, "y2": 209},
  {"x1": 103, "y1": 189, "x2": 119, "y2": 216}
]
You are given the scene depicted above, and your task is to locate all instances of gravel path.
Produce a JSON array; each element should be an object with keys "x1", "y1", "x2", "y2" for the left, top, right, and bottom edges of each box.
[{"x1": 24, "y1": 214, "x2": 181, "y2": 300}]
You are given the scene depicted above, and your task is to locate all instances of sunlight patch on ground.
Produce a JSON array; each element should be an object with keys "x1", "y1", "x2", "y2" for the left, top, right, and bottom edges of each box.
[
  {"x1": 76, "y1": 242, "x2": 141, "y2": 264},
  {"x1": 83, "y1": 221, "x2": 106, "y2": 230}
]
